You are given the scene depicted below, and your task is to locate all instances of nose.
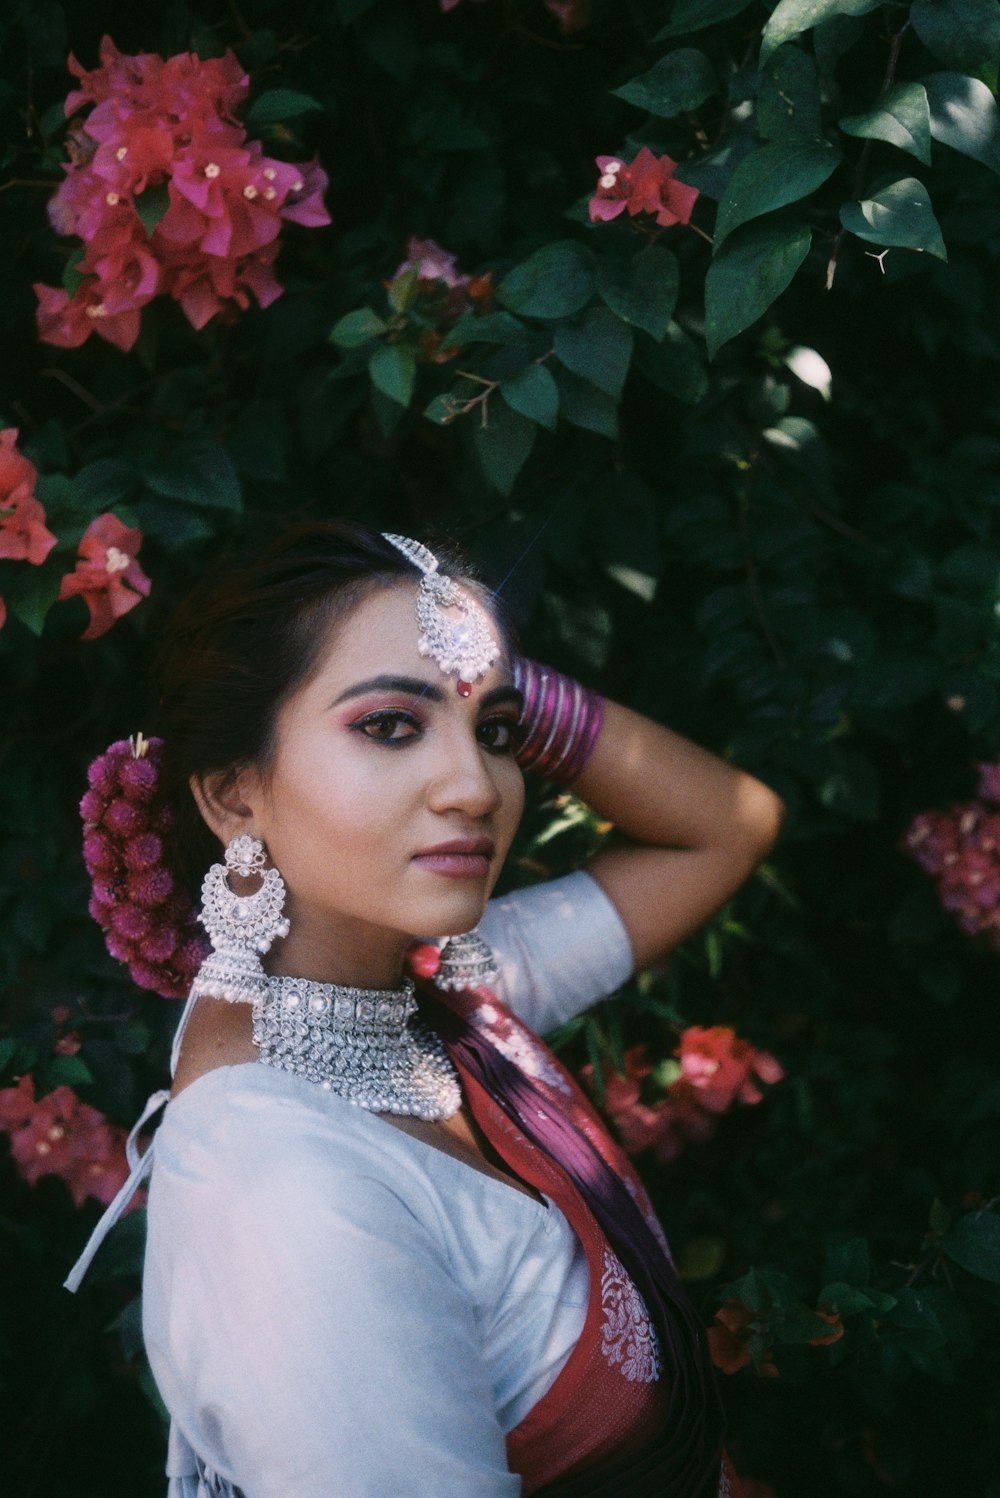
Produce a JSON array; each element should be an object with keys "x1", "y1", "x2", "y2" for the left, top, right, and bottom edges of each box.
[{"x1": 425, "y1": 722, "x2": 503, "y2": 821}]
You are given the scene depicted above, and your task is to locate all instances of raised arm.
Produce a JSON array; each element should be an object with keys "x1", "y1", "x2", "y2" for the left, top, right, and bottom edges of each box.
[{"x1": 568, "y1": 697, "x2": 785, "y2": 972}]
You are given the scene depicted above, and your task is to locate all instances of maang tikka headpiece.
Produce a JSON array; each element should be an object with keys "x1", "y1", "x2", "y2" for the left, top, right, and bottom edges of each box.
[{"x1": 381, "y1": 533, "x2": 501, "y2": 697}]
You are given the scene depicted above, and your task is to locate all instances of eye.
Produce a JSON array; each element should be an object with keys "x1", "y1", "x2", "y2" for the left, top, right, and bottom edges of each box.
[
  {"x1": 477, "y1": 715, "x2": 523, "y2": 754},
  {"x1": 354, "y1": 710, "x2": 422, "y2": 745}
]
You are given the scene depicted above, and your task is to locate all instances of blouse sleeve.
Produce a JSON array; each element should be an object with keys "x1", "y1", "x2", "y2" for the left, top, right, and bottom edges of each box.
[
  {"x1": 476, "y1": 870, "x2": 634, "y2": 1035},
  {"x1": 142, "y1": 1074, "x2": 521, "y2": 1498}
]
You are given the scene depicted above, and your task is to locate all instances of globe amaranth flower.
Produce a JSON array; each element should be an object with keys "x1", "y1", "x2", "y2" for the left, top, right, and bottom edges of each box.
[
  {"x1": 34, "y1": 35, "x2": 330, "y2": 351},
  {"x1": 81, "y1": 734, "x2": 206, "y2": 999},
  {"x1": 589, "y1": 148, "x2": 700, "y2": 229},
  {"x1": 0, "y1": 428, "x2": 58, "y2": 629},
  {"x1": 58, "y1": 512, "x2": 151, "y2": 640},
  {"x1": 0, "y1": 1074, "x2": 140, "y2": 1212}
]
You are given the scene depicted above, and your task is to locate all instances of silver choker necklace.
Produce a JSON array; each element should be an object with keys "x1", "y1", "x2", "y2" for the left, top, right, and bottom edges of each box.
[{"x1": 250, "y1": 974, "x2": 462, "y2": 1121}]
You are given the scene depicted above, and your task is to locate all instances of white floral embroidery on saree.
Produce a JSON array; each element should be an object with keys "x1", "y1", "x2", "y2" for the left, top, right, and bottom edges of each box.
[{"x1": 599, "y1": 1246, "x2": 662, "y2": 1383}]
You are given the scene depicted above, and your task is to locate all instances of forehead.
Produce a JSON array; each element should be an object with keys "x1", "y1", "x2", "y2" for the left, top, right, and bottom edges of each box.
[{"x1": 309, "y1": 579, "x2": 510, "y2": 688}]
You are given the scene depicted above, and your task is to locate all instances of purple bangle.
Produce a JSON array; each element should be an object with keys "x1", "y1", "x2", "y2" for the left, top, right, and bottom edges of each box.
[{"x1": 511, "y1": 657, "x2": 605, "y2": 784}]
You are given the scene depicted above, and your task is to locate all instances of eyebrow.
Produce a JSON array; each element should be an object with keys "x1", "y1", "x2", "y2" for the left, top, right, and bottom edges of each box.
[{"x1": 330, "y1": 674, "x2": 523, "y2": 712}]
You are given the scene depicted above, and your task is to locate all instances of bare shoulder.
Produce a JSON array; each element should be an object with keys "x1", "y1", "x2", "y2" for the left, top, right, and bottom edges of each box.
[{"x1": 170, "y1": 997, "x2": 258, "y2": 1100}]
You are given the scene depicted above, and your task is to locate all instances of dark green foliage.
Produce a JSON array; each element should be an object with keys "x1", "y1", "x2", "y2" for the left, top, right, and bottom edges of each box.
[{"x1": 2, "y1": 1, "x2": 1000, "y2": 1494}]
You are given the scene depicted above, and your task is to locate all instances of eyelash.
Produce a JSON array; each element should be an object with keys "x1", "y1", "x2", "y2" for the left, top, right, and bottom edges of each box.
[{"x1": 353, "y1": 710, "x2": 522, "y2": 754}]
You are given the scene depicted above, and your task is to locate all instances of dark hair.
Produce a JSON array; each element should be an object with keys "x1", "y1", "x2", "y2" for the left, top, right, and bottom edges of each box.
[{"x1": 154, "y1": 519, "x2": 513, "y2": 896}]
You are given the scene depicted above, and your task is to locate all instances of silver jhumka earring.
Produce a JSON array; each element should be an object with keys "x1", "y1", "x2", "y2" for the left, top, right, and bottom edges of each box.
[
  {"x1": 381, "y1": 533, "x2": 501, "y2": 696},
  {"x1": 435, "y1": 929, "x2": 501, "y2": 992},
  {"x1": 189, "y1": 833, "x2": 290, "y2": 1005}
]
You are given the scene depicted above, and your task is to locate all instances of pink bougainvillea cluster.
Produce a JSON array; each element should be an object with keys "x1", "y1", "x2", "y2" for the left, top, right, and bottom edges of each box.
[
  {"x1": 391, "y1": 235, "x2": 495, "y2": 363},
  {"x1": 0, "y1": 1072, "x2": 138, "y2": 1211},
  {"x1": 1, "y1": 426, "x2": 150, "y2": 638},
  {"x1": 905, "y1": 764, "x2": 1000, "y2": 947},
  {"x1": 34, "y1": 36, "x2": 330, "y2": 352},
  {"x1": 583, "y1": 1025, "x2": 785, "y2": 1164},
  {"x1": 0, "y1": 427, "x2": 57, "y2": 632},
  {"x1": 440, "y1": 0, "x2": 590, "y2": 35},
  {"x1": 589, "y1": 147, "x2": 700, "y2": 230},
  {"x1": 81, "y1": 734, "x2": 206, "y2": 999}
]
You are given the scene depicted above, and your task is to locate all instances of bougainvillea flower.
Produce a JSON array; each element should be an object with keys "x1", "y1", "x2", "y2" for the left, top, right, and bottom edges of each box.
[
  {"x1": 35, "y1": 36, "x2": 330, "y2": 349},
  {"x1": 0, "y1": 1074, "x2": 138, "y2": 1211},
  {"x1": 675, "y1": 1025, "x2": 785, "y2": 1113},
  {"x1": 905, "y1": 778, "x2": 1000, "y2": 950},
  {"x1": 395, "y1": 236, "x2": 465, "y2": 288},
  {"x1": 58, "y1": 512, "x2": 150, "y2": 639},
  {"x1": 0, "y1": 429, "x2": 57, "y2": 565},
  {"x1": 808, "y1": 1308, "x2": 845, "y2": 1346},
  {"x1": 707, "y1": 1299, "x2": 780, "y2": 1377},
  {"x1": 34, "y1": 279, "x2": 142, "y2": 352},
  {"x1": 589, "y1": 147, "x2": 700, "y2": 228}
]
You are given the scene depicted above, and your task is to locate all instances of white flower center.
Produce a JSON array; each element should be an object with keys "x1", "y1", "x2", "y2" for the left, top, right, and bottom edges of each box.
[
  {"x1": 105, "y1": 546, "x2": 130, "y2": 574},
  {"x1": 204, "y1": 162, "x2": 221, "y2": 179}
]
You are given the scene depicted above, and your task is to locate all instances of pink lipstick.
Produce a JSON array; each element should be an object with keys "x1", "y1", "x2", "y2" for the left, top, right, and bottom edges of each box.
[{"x1": 412, "y1": 837, "x2": 494, "y2": 879}]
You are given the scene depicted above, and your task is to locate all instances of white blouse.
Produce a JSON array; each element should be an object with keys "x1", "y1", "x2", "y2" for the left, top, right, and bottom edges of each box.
[{"x1": 67, "y1": 872, "x2": 635, "y2": 1497}]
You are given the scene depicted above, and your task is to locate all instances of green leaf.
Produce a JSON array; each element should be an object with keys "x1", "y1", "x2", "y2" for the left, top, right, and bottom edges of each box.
[
  {"x1": 704, "y1": 218, "x2": 812, "y2": 357},
  {"x1": 6, "y1": 570, "x2": 62, "y2": 636},
  {"x1": 943, "y1": 1210, "x2": 1000, "y2": 1282},
  {"x1": 440, "y1": 312, "x2": 533, "y2": 349},
  {"x1": 330, "y1": 307, "x2": 389, "y2": 348},
  {"x1": 612, "y1": 48, "x2": 717, "y2": 118},
  {"x1": 758, "y1": 46, "x2": 823, "y2": 139},
  {"x1": 368, "y1": 343, "x2": 416, "y2": 408},
  {"x1": 555, "y1": 308, "x2": 634, "y2": 398},
  {"x1": 597, "y1": 247, "x2": 679, "y2": 340},
  {"x1": 912, "y1": 0, "x2": 1000, "y2": 92},
  {"x1": 840, "y1": 83, "x2": 933, "y2": 167},
  {"x1": 819, "y1": 1282, "x2": 880, "y2": 1316},
  {"x1": 501, "y1": 364, "x2": 559, "y2": 432},
  {"x1": 760, "y1": 0, "x2": 882, "y2": 67},
  {"x1": 387, "y1": 265, "x2": 420, "y2": 314},
  {"x1": 556, "y1": 368, "x2": 620, "y2": 438},
  {"x1": 925, "y1": 72, "x2": 1000, "y2": 176},
  {"x1": 635, "y1": 321, "x2": 710, "y2": 403},
  {"x1": 715, "y1": 137, "x2": 841, "y2": 246},
  {"x1": 61, "y1": 248, "x2": 88, "y2": 298},
  {"x1": 839, "y1": 177, "x2": 947, "y2": 260},
  {"x1": 473, "y1": 403, "x2": 536, "y2": 494},
  {"x1": 44, "y1": 1054, "x2": 94, "y2": 1088},
  {"x1": 498, "y1": 241, "x2": 596, "y2": 320},
  {"x1": 656, "y1": 0, "x2": 755, "y2": 37},
  {"x1": 143, "y1": 437, "x2": 242, "y2": 511},
  {"x1": 245, "y1": 89, "x2": 324, "y2": 127},
  {"x1": 134, "y1": 183, "x2": 171, "y2": 237}
]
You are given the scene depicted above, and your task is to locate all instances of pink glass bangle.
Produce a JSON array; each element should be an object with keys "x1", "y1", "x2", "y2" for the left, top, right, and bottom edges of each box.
[{"x1": 511, "y1": 656, "x2": 605, "y2": 784}]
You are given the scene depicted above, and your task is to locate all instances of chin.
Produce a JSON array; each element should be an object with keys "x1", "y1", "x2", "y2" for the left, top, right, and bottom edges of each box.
[{"x1": 414, "y1": 891, "x2": 490, "y2": 940}]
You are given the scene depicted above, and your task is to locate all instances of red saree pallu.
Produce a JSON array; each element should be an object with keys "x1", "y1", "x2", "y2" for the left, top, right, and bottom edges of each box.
[{"x1": 421, "y1": 983, "x2": 746, "y2": 1498}]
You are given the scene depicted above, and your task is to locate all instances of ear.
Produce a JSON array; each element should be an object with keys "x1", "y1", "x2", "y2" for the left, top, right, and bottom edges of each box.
[{"x1": 189, "y1": 766, "x2": 262, "y2": 847}]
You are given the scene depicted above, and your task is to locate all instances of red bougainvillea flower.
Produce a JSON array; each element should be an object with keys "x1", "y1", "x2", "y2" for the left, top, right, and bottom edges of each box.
[
  {"x1": 707, "y1": 1299, "x2": 780, "y2": 1377},
  {"x1": 34, "y1": 35, "x2": 330, "y2": 350},
  {"x1": 809, "y1": 1308, "x2": 845, "y2": 1346},
  {"x1": 0, "y1": 1074, "x2": 140, "y2": 1211},
  {"x1": 58, "y1": 512, "x2": 150, "y2": 640},
  {"x1": 589, "y1": 147, "x2": 700, "y2": 229},
  {"x1": 0, "y1": 429, "x2": 57, "y2": 565},
  {"x1": 905, "y1": 769, "x2": 1000, "y2": 949},
  {"x1": 583, "y1": 1028, "x2": 783, "y2": 1163},
  {"x1": 675, "y1": 1025, "x2": 785, "y2": 1113}
]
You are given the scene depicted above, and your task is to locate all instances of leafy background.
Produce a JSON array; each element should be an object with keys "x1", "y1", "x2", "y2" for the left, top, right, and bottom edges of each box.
[{"x1": 2, "y1": 0, "x2": 1000, "y2": 1492}]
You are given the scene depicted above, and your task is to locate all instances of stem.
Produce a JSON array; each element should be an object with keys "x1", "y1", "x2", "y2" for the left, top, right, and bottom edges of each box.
[{"x1": 825, "y1": 20, "x2": 912, "y2": 291}]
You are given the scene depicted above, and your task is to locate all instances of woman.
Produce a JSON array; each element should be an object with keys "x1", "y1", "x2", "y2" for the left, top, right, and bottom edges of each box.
[{"x1": 65, "y1": 521, "x2": 784, "y2": 1497}]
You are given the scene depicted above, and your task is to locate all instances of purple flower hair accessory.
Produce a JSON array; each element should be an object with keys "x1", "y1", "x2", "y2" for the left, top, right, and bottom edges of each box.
[{"x1": 80, "y1": 733, "x2": 207, "y2": 998}]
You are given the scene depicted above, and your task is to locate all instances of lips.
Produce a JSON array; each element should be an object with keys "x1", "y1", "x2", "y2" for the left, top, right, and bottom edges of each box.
[{"x1": 412, "y1": 836, "x2": 495, "y2": 879}]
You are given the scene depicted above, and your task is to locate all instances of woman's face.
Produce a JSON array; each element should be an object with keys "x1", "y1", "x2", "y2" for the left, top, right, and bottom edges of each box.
[{"x1": 238, "y1": 580, "x2": 525, "y2": 983}]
